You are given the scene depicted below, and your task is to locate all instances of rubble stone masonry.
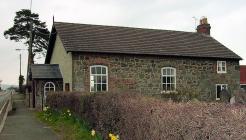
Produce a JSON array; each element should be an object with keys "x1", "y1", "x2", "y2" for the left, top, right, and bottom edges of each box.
[{"x1": 72, "y1": 52, "x2": 240, "y2": 101}]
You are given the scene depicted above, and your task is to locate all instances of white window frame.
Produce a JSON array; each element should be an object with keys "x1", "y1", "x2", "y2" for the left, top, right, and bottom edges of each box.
[
  {"x1": 215, "y1": 84, "x2": 228, "y2": 100},
  {"x1": 44, "y1": 82, "x2": 56, "y2": 102},
  {"x1": 90, "y1": 65, "x2": 108, "y2": 92},
  {"x1": 217, "y1": 61, "x2": 227, "y2": 73},
  {"x1": 161, "y1": 67, "x2": 176, "y2": 92}
]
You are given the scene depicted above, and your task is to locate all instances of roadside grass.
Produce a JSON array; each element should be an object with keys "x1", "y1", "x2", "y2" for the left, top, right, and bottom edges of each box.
[{"x1": 36, "y1": 107, "x2": 102, "y2": 140}]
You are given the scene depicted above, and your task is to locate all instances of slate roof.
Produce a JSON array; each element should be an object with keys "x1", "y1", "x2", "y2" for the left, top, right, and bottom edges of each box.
[
  {"x1": 31, "y1": 64, "x2": 62, "y2": 79},
  {"x1": 240, "y1": 65, "x2": 246, "y2": 84},
  {"x1": 45, "y1": 22, "x2": 242, "y2": 63}
]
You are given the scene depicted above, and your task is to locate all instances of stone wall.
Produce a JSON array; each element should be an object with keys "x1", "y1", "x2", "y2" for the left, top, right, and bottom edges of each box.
[
  {"x1": 34, "y1": 79, "x2": 63, "y2": 110},
  {"x1": 72, "y1": 52, "x2": 240, "y2": 101}
]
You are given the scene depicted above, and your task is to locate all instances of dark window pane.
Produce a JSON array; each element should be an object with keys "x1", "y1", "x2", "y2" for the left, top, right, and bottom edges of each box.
[
  {"x1": 97, "y1": 76, "x2": 102, "y2": 83},
  {"x1": 167, "y1": 84, "x2": 171, "y2": 91},
  {"x1": 91, "y1": 67, "x2": 96, "y2": 74},
  {"x1": 102, "y1": 67, "x2": 106, "y2": 74},
  {"x1": 97, "y1": 84, "x2": 102, "y2": 91},
  {"x1": 102, "y1": 84, "x2": 107, "y2": 91},
  {"x1": 162, "y1": 77, "x2": 166, "y2": 83},
  {"x1": 222, "y1": 67, "x2": 226, "y2": 71},
  {"x1": 162, "y1": 84, "x2": 167, "y2": 90},
  {"x1": 96, "y1": 67, "x2": 102, "y2": 74},
  {"x1": 217, "y1": 85, "x2": 221, "y2": 98},
  {"x1": 217, "y1": 92, "x2": 220, "y2": 98},
  {"x1": 167, "y1": 77, "x2": 171, "y2": 83},
  {"x1": 102, "y1": 76, "x2": 107, "y2": 83}
]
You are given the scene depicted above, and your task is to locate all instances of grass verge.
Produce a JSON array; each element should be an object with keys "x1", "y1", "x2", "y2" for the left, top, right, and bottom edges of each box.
[{"x1": 36, "y1": 108, "x2": 102, "y2": 140}]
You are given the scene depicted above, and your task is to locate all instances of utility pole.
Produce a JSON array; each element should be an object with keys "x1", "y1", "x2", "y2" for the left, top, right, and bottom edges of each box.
[
  {"x1": 20, "y1": 53, "x2": 21, "y2": 76},
  {"x1": 15, "y1": 48, "x2": 26, "y2": 94},
  {"x1": 15, "y1": 49, "x2": 26, "y2": 76}
]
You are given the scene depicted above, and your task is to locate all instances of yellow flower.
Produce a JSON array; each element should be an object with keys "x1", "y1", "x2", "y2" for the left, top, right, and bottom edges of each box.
[
  {"x1": 43, "y1": 107, "x2": 47, "y2": 111},
  {"x1": 111, "y1": 135, "x2": 117, "y2": 140},
  {"x1": 67, "y1": 109, "x2": 70, "y2": 113},
  {"x1": 91, "y1": 129, "x2": 96, "y2": 136},
  {"x1": 109, "y1": 133, "x2": 119, "y2": 140},
  {"x1": 69, "y1": 113, "x2": 72, "y2": 116}
]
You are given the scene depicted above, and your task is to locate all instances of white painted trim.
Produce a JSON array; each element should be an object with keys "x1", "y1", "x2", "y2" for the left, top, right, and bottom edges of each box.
[
  {"x1": 90, "y1": 65, "x2": 108, "y2": 92},
  {"x1": 217, "y1": 61, "x2": 227, "y2": 74},
  {"x1": 44, "y1": 82, "x2": 56, "y2": 100},
  {"x1": 240, "y1": 84, "x2": 246, "y2": 86},
  {"x1": 161, "y1": 67, "x2": 176, "y2": 92},
  {"x1": 215, "y1": 84, "x2": 228, "y2": 100}
]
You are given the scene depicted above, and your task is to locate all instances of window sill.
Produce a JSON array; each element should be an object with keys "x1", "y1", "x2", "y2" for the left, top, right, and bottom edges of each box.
[
  {"x1": 161, "y1": 90, "x2": 177, "y2": 94},
  {"x1": 217, "y1": 71, "x2": 227, "y2": 74},
  {"x1": 90, "y1": 91, "x2": 108, "y2": 93}
]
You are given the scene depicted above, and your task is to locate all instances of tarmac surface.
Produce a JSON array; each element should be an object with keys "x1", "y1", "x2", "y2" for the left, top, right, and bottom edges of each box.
[{"x1": 0, "y1": 94, "x2": 59, "y2": 140}]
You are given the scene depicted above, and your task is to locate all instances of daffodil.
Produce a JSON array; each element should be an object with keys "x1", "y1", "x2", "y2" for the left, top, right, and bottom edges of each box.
[
  {"x1": 111, "y1": 135, "x2": 117, "y2": 140},
  {"x1": 109, "y1": 133, "x2": 119, "y2": 140},
  {"x1": 91, "y1": 129, "x2": 96, "y2": 136},
  {"x1": 116, "y1": 135, "x2": 120, "y2": 140}
]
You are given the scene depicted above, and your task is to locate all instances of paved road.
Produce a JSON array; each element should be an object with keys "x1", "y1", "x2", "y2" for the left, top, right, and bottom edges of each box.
[{"x1": 0, "y1": 94, "x2": 59, "y2": 140}]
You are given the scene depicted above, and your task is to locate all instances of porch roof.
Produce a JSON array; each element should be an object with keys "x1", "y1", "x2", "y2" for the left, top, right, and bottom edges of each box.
[{"x1": 31, "y1": 64, "x2": 63, "y2": 79}]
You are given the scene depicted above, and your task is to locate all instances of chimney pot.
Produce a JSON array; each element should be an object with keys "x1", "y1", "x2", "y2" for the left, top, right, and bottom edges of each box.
[{"x1": 197, "y1": 17, "x2": 211, "y2": 35}]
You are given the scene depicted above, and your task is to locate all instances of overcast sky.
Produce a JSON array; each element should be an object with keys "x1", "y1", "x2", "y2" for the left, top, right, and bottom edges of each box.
[{"x1": 0, "y1": 0, "x2": 246, "y2": 85}]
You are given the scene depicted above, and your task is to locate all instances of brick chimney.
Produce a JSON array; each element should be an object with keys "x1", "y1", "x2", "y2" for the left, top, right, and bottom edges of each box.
[{"x1": 196, "y1": 17, "x2": 211, "y2": 35}]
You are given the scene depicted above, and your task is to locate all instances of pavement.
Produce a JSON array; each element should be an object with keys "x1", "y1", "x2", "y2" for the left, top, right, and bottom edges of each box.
[
  {"x1": 0, "y1": 94, "x2": 59, "y2": 140},
  {"x1": 0, "y1": 92, "x2": 9, "y2": 110}
]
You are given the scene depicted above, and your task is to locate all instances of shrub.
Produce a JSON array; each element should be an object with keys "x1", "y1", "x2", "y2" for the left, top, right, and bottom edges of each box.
[
  {"x1": 47, "y1": 92, "x2": 246, "y2": 140},
  {"x1": 234, "y1": 89, "x2": 246, "y2": 104}
]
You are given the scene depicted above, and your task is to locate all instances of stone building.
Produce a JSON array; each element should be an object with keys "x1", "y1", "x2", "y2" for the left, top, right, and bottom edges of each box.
[
  {"x1": 30, "y1": 17, "x2": 242, "y2": 108},
  {"x1": 29, "y1": 64, "x2": 63, "y2": 109}
]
